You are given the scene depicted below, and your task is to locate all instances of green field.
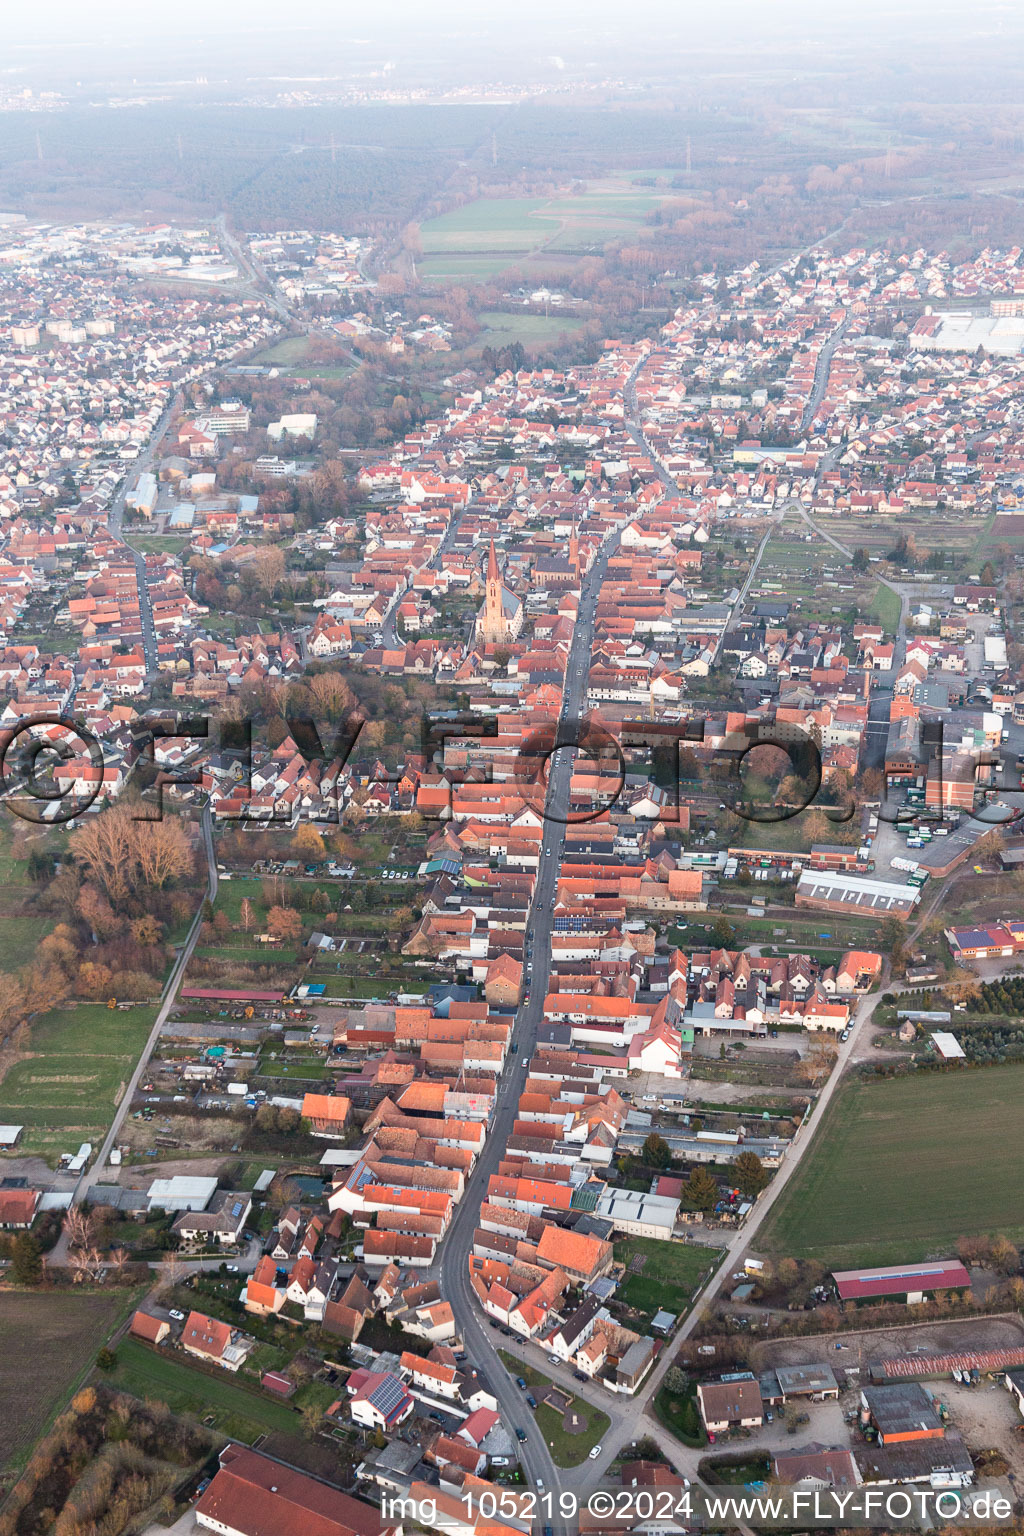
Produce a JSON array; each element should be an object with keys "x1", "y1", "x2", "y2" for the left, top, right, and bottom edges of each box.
[
  {"x1": 420, "y1": 255, "x2": 523, "y2": 281},
  {"x1": 0, "y1": 1002, "x2": 157, "y2": 1159},
  {"x1": 761, "y1": 1065, "x2": 1024, "y2": 1267},
  {"x1": 419, "y1": 188, "x2": 671, "y2": 281},
  {"x1": 866, "y1": 582, "x2": 902, "y2": 633},
  {"x1": 0, "y1": 1290, "x2": 132, "y2": 1473},
  {"x1": 247, "y1": 334, "x2": 353, "y2": 380},
  {"x1": 0, "y1": 913, "x2": 52, "y2": 970},
  {"x1": 104, "y1": 1338, "x2": 300, "y2": 1442},
  {"x1": 249, "y1": 334, "x2": 314, "y2": 365},
  {"x1": 474, "y1": 309, "x2": 583, "y2": 350},
  {"x1": 613, "y1": 1238, "x2": 712, "y2": 1321}
]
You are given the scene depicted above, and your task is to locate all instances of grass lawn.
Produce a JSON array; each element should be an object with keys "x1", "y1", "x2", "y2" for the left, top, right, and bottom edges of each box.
[
  {"x1": 249, "y1": 334, "x2": 314, "y2": 366},
  {"x1": 104, "y1": 1337, "x2": 300, "y2": 1442},
  {"x1": 865, "y1": 582, "x2": 902, "y2": 633},
  {"x1": 473, "y1": 310, "x2": 583, "y2": 350},
  {"x1": 613, "y1": 1238, "x2": 712, "y2": 1321},
  {"x1": 760, "y1": 1063, "x2": 1024, "y2": 1267},
  {"x1": 0, "y1": 1002, "x2": 157, "y2": 1159},
  {"x1": 0, "y1": 913, "x2": 52, "y2": 970},
  {"x1": 497, "y1": 1350, "x2": 609, "y2": 1467},
  {"x1": 653, "y1": 1379, "x2": 706, "y2": 1449},
  {"x1": 0, "y1": 1289, "x2": 134, "y2": 1473}
]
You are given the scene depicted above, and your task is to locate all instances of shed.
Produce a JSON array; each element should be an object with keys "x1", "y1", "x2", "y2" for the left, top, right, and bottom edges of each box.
[{"x1": 130, "y1": 1310, "x2": 170, "y2": 1345}]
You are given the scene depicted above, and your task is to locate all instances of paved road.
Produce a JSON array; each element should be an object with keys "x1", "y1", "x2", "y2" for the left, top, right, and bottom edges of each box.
[
  {"x1": 799, "y1": 316, "x2": 848, "y2": 436},
  {"x1": 437, "y1": 522, "x2": 625, "y2": 1513},
  {"x1": 380, "y1": 500, "x2": 473, "y2": 650},
  {"x1": 49, "y1": 806, "x2": 219, "y2": 1262},
  {"x1": 108, "y1": 394, "x2": 180, "y2": 675}
]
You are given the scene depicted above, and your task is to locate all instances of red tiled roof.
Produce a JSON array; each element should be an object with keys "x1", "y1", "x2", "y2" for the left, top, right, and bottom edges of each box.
[{"x1": 196, "y1": 1446, "x2": 390, "y2": 1536}]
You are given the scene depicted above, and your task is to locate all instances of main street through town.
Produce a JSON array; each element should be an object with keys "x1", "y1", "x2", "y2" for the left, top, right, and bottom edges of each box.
[
  {"x1": 108, "y1": 393, "x2": 180, "y2": 676},
  {"x1": 435, "y1": 323, "x2": 920, "y2": 1509},
  {"x1": 437, "y1": 520, "x2": 624, "y2": 1515}
]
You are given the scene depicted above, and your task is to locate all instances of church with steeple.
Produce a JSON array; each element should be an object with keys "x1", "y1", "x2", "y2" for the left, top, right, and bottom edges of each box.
[{"x1": 475, "y1": 539, "x2": 524, "y2": 645}]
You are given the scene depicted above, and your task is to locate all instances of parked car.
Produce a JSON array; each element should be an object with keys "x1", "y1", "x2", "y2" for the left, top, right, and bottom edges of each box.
[
  {"x1": 547, "y1": 1355, "x2": 561, "y2": 1367},
  {"x1": 169, "y1": 1309, "x2": 185, "y2": 1321},
  {"x1": 526, "y1": 1393, "x2": 537, "y2": 1409},
  {"x1": 516, "y1": 1376, "x2": 527, "y2": 1390}
]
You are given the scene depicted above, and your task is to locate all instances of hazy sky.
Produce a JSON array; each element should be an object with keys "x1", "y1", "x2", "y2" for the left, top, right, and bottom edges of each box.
[
  {"x1": 13, "y1": 0, "x2": 1011, "y2": 44},
  {"x1": 9, "y1": 0, "x2": 1023, "y2": 92}
]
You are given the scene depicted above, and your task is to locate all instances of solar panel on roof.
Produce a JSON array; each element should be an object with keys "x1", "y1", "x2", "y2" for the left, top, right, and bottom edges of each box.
[
  {"x1": 231, "y1": 1201, "x2": 243, "y2": 1217},
  {"x1": 371, "y1": 1376, "x2": 407, "y2": 1417}
]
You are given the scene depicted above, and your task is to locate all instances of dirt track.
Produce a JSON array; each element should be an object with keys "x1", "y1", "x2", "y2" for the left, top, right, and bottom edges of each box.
[{"x1": 751, "y1": 1313, "x2": 1024, "y2": 1372}]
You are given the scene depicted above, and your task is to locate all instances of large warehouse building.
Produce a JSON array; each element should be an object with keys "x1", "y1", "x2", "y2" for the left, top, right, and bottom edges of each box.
[{"x1": 832, "y1": 1260, "x2": 971, "y2": 1305}]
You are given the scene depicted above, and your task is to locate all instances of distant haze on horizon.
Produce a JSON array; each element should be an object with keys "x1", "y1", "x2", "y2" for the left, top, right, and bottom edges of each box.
[{"x1": 10, "y1": 0, "x2": 1024, "y2": 85}]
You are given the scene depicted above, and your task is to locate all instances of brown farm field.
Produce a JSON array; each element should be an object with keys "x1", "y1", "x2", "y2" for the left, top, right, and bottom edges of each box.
[{"x1": 0, "y1": 1289, "x2": 132, "y2": 1476}]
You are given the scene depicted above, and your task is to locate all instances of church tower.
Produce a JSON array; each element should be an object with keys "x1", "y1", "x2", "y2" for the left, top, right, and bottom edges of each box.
[
  {"x1": 485, "y1": 538, "x2": 502, "y2": 631},
  {"x1": 476, "y1": 537, "x2": 523, "y2": 645},
  {"x1": 568, "y1": 522, "x2": 580, "y2": 579}
]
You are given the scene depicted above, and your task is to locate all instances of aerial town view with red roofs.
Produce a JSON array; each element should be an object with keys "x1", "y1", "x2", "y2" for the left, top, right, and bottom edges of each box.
[{"x1": 4, "y1": 4, "x2": 1024, "y2": 1535}]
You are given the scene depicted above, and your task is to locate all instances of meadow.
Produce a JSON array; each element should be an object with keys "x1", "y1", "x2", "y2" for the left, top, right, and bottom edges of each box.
[
  {"x1": 0, "y1": 1002, "x2": 157, "y2": 1160},
  {"x1": 104, "y1": 1338, "x2": 300, "y2": 1443},
  {"x1": 760, "y1": 1064, "x2": 1024, "y2": 1267},
  {"x1": 473, "y1": 309, "x2": 583, "y2": 350}
]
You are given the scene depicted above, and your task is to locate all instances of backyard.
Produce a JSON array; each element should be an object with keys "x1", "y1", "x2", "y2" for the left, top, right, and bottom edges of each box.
[
  {"x1": 102, "y1": 1337, "x2": 302, "y2": 1443},
  {"x1": 613, "y1": 1237, "x2": 713, "y2": 1322},
  {"x1": 761, "y1": 1063, "x2": 1024, "y2": 1266}
]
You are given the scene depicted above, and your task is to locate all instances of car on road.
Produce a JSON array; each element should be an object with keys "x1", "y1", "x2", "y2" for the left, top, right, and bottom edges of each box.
[
  {"x1": 226, "y1": 1263, "x2": 239, "y2": 1272},
  {"x1": 589, "y1": 1445, "x2": 603, "y2": 1460},
  {"x1": 169, "y1": 1309, "x2": 185, "y2": 1321},
  {"x1": 515, "y1": 1427, "x2": 527, "y2": 1442}
]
